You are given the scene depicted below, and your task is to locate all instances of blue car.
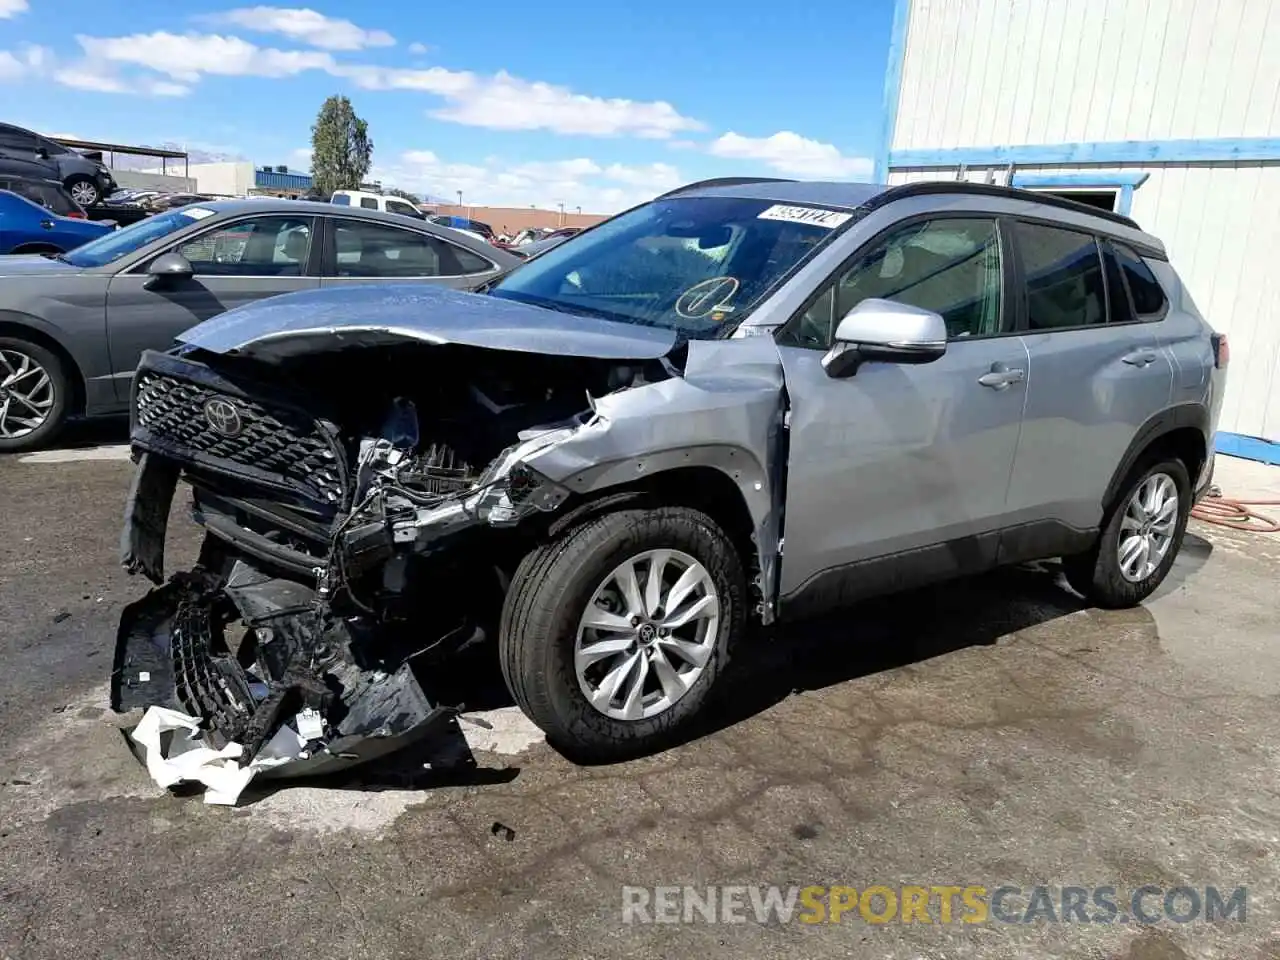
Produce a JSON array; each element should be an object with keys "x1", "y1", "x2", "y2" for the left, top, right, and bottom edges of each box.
[{"x1": 0, "y1": 189, "x2": 114, "y2": 255}]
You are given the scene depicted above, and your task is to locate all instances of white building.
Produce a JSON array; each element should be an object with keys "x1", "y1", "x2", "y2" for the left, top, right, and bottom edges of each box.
[
  {"x1": 878, "y1": 0, "x2": 1280, "y2": 463},
  {"x1": 182, "y1": 162, "x2": 314, "y2": 198}
]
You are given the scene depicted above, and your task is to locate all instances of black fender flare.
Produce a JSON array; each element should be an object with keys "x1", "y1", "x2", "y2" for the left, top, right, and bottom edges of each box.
[{"x1": 1101, "y1": 402, "x2": 1210, "y2": 511}]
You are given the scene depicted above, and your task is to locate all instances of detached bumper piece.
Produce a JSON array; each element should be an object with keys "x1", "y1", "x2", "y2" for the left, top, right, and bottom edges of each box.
[{"x1": 111, "y1": 560, "x2": 453, "y2": 804}]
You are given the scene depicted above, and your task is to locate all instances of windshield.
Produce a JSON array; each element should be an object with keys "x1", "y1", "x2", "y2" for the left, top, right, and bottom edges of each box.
[
  {"x1": 489, "y1": 196, "x2": 854, "y2": 337},
  {"x1": 63, "y1": 208, "x2": 213, "y2": 268}
]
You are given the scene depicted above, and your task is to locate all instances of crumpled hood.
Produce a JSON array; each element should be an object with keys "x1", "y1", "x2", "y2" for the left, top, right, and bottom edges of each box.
[
  {"x1": 176, "y1": 283, "x2": 680, "y2": 362},
  {"x1": 0, "y1": 254, "x2": 86, "y2": 277}
]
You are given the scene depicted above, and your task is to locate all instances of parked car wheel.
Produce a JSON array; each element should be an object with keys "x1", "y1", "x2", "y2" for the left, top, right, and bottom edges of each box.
[
  {"x1": 1063, "y1": 456, "x2": 1191, "y2": 608},
  {"x1": 499, "y1": 505, "x2": 745, "y2": 760},
  {"x1": 8, "y1": 243, "x2": 63, "y2": 255},
  {"x1": 0, "y1": 338, "x2": 68, "y2": 452},
  {"x1": 65, "y1": 175, "x2": 100, "y2": 207}
]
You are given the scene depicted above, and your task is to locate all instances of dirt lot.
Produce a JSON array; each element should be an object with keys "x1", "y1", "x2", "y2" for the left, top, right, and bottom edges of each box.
[{"x1": 2, "y1": 422, "x2": 1279, "y2": 960}]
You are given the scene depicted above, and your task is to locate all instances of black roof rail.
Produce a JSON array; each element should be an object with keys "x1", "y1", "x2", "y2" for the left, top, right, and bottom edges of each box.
[
  {"x1": 864, "y1": 180, "x2": 1143, "y2": 230},
  {"x1": 656, "y1": 176, "x2": 797, "y2": 199}
]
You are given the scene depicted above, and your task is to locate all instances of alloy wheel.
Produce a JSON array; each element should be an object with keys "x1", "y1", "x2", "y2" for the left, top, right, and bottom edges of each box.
[
  {"x1": 70, "y1": 181, "x2": 98, "y2": 206},
  {"x1": 1117, "y1": 472, "x2": 1179, "y2": 582},
  {"x1": 0, "y1": 349, "x2": 55, "y2": 440},
  {"x1": 574, "y1": 548, "x2": 720, "y2": 721}
]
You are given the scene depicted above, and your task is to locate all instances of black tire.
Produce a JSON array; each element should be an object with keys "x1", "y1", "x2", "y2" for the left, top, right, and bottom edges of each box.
[
  {"x1": 65, "y1": 175, "x2": 100, "y2": 208},
  {"x1": 499, "y1": 505, "x2": 746, "y2": 761},
  {"x1": 1063, "y1": 456, "x2": 1191, "y2": 608},
  {"x1": 0, "y1": 337, "x2": 70, "y2": 452}
]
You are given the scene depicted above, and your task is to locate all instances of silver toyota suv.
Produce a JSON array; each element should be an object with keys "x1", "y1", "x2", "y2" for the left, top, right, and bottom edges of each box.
[{"x1": 112, "y1": 178, "x2": 1227, "y2": 777}]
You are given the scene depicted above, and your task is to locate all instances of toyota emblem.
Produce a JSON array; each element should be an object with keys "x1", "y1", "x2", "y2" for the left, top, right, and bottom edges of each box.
[{"x1": 203, "y1": 398, "x2": 243, "y2": 438}]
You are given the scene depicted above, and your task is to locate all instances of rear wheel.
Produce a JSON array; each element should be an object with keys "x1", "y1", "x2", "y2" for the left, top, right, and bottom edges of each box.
[
  {"x1": 0, "y1": 338, "x2": 69, "y2": 452},
  {"x1": 499, "y1": 506, "x2": 745, "y2": 761},
  {"x1": 66, "y1": 175, "x2": 100, "y2": 207},
  {"x1": 1064, "y1": 456, "x2": 1191, "y2": 608}
]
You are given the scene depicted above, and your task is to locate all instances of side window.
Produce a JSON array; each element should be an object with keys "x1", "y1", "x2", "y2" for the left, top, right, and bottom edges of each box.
[
  {"x1": 176, "y1": 216, "x2": 313, "y2": 277},
  {"x1": 1015, "y1": 222, "x2": 1107, "y2": 330},
  {"x1": 1113, "y1": 242, "x2": 1168, "y2": 319},
  {"x1": 386, "y1": 199, "x2": 418, "y2": 218},
  {"x1": 332, "y1": 220, "x2": 480, "y2": 277},
  {"x1": 452, "y1": 245, "x2": 496, "y2": 274},
  {"x1": 331, "y1": 193, "x2": 351, "y2": 206},
  {"x1": 359, "y1": 197, "x2": 378, "y2": 210},
  {"x1": 0, "y1": 125, "x2": 36, "y2": 153},
  {"x1": 778, "y1": 217, "x2": 1004, "y2": 349}
]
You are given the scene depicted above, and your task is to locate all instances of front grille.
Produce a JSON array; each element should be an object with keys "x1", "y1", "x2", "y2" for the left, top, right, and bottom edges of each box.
[{"x1": 135, "y1": 371, "x2": 345, "y2": 505}]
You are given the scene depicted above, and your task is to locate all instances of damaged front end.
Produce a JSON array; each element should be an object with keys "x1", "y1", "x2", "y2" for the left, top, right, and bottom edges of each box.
[
  {"x1": 110, "y1": 325, "x2": 676, "y2": 799},
  {"x1": 111, "y1": 286, "x2": 788, "y2": 800}
]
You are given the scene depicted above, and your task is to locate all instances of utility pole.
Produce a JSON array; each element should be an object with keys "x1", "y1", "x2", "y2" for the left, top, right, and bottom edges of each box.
[{"x1": 557, "y1": 202, "x2": 565, "y2": 226}]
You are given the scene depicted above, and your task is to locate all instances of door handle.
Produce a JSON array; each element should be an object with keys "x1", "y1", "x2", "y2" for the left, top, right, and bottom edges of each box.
[
  {"x1": 1122, "y1": 349, "x2": 1159, "y2": 367},
  {"x1": 978, "y1": 363, "x2": 1026, "y2": 389},
  {"x1": 39, "y1": 219, "x2": 54, "y2": 230}
]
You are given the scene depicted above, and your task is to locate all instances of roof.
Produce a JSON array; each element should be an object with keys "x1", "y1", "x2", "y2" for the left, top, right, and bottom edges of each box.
[{"x1": 667, "y1": 178, "x2": 885, "y2": 210}]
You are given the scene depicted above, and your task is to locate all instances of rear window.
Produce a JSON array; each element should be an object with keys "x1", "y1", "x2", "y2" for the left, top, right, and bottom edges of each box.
[{"x1": 331, "y1": 194, "x2": 351, "y2": 205}]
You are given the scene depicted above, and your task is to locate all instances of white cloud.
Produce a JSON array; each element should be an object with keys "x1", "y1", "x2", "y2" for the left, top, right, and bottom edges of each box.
[
  {"x1": 407, "y1": 42, "x2": 428, "y2": 55},
  {"x1": 708, "y1": 131, "x2": 873, "y2": 179},
  {"x1": 215, "y1": 7, "x2": 394, "y2": 51},
  {"x1": 374, "y1": 151, "x2": 681, "y2": 213},
  {"x1": 0, "y1": 44, "x2": 47, "y2": 79},
  {"x1": 0, "y1": 0, "x2": 28, "y2": 18},
  {"x1": 337, "y1": 65, "x2": 701, "y2": 138},
  {"x1": 76, "y1": 31, "x2": 334, "y2": 82}
]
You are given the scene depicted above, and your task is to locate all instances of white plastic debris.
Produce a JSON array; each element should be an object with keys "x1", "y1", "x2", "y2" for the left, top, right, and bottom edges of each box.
[
  {"x1": 294, "y1": 707, "x2": 325, "y2": 741},
  {"x1": 130, "y1": 706, "x2": 308, "y2": 805}
]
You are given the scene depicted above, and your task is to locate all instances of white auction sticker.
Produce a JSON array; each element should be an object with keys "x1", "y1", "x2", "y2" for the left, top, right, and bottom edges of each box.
[
  {"x1": 185, "y1": 207, "x2": 217, "y2": 220},
  {"x1": 757, "y1": 204, "x2": 853, "y2": 229}
]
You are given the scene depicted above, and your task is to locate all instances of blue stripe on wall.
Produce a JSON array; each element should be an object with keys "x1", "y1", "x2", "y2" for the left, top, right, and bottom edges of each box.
[
  {"x1": 1216, "y1": 432, "x2": 1280, "y2": 467},
  {"x1": 890, "y1": 137, "x2": 1280, "y2": 169},
  {"x1": 873, "y1": 0, "x2": 913, "y2": 184}
]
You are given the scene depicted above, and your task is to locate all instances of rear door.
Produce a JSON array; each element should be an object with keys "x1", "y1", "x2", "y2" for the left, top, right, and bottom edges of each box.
[
  {"x1": 318, "y1": 216, "x2": 500, "y2": 290},
  {"x1": 1002, "y1": 220, "x2": 1173, "y2": 537},
  {"x1": 104, "y1": 214, "x2": 319, "y2": 395},
  {"x1": 775, "y1": 215, "x2": 1030, "y2": 613}
]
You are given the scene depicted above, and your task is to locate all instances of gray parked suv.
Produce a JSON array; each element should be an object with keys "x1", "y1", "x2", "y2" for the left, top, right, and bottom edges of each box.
[
  {"x1": 111, "y1": 179, "x2": 1226, "y2": 776},
  {"x1": 0, "y1": 123, "x2": 117, "y2": 206}
]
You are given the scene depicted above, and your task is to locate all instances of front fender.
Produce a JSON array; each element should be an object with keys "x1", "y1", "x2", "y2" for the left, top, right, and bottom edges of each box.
[{"x1": 521, "y1": 336, "x2": 788, "y2": 620}]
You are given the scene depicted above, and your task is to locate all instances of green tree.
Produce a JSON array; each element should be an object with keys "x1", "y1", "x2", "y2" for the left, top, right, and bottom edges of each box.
[{"x1": 309, "y1": 95, "x2": 373, "y2": 195}]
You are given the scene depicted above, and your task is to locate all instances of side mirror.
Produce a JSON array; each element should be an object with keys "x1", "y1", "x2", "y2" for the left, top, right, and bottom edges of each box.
[
  {"x1": 821, "y1": 298, "x2": 948, "y2": 379},
  {"x1": 143, "y1": 252, "x2": 194, "y2": 290},
  {"x1": 35, "y1": 147, "x2": 49, "y2": 160}
]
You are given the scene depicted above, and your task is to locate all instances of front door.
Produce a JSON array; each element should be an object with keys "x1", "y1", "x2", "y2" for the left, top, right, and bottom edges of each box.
[
  {"x1": 774, "y1": 216, "x2": 1029, "y2": 615},
  {"x1": 105, "y1": 214, "x2": 319, "y2": 397}
]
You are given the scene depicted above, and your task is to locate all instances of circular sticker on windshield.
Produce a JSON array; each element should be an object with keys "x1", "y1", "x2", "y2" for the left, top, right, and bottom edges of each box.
[{"x1": 675, "y1": 276, "x2": 741, "y2": 319}]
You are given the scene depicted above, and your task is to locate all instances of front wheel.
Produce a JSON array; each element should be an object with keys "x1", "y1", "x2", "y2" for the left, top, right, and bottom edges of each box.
[
  {"x1": 499, "y1": 506, "x2": 746, "y2": 761},
  {"x1": 0, "y1": 338, "x2": 69, "y2": 452},
  {"x1": 1063, "y1": 457, "x2": 1191, "y2": 608}
]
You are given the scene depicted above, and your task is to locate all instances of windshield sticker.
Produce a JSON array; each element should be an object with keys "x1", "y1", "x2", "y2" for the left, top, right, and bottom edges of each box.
[
  {"x1": 185, "y1": 208, "x2": 216, "y2": 220},
  {"x1": 676, "y1": 276, "x2": 740, "y2": 319},
  {"x1": 757, "y1": 205, "x2": 852, "y2": 229}
]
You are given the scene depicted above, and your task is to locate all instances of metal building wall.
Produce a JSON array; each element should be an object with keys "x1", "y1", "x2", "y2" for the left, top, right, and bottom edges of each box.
[
  {"x1": 879, "y1": 0, "x2": 1280, "y2": 457},
  {"x1": 891, "y1": 0, "x2": 1280, "y2": 152}
]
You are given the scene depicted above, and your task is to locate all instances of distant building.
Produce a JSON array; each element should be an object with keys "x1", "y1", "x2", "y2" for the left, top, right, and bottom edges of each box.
[
  {"x1": 880, "y1": 0, "x2": 1280, "y2": 458},
  {"x1": 184, "y1": 162, "x2": 313, "y2": 198},
  {"x1": 424, "y1": 204, "x2": 606, "y2": 235}
]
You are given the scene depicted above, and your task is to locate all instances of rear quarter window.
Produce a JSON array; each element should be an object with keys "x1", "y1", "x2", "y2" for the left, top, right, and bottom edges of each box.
[{"x1": 1114, "y1": 242, "x2": 1169, "y2": 319}]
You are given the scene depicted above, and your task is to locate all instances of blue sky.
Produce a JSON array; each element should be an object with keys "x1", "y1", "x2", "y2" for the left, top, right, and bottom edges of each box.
[{"x1": 0, "y1": 0, "x2": 895, "y2": 211}]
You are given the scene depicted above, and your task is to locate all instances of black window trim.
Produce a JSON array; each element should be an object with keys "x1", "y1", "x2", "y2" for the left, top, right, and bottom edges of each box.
[
  {"x1": 125, "y1": 213, "x2": 322, "y2": 278},
  {"x1": 776, "y1": 209, "x2": 1018, "y2": 350},
  {"x1": 1106, "y1": 238, "x2": 1171, "y2": 324},
  {"x1": 319, "y1": 216, "x2": 498, "y2": 279},
  {"x1": 1009, "y1": 216, "x2": 1165, "y2": 336}
]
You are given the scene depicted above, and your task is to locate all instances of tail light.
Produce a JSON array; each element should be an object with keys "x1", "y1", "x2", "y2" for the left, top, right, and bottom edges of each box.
[
  {"x1": 1211, "y1": 333, "x2": 1230, "y2": 369},
  {"x1": 65, "y1": 210, "x2": 85, "y2": 219}
]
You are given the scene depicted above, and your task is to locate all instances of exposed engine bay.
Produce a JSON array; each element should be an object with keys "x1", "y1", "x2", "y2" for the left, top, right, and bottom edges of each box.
[{"x1": 112, "y1": 341, "x2": 678, "y2": 799}]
